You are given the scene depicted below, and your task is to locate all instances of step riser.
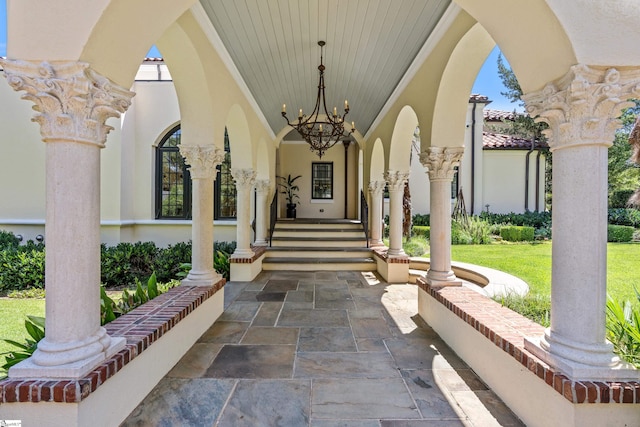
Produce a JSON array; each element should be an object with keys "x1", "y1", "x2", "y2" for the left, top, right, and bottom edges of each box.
[
  {"x1": 273, "y1": 231, "x2": 365, "y2": 238},
  {"x1": 274, "y1": 223, "x2": 362, "y2": 230},
  {"x1": 271, "y1": 240, "x2": 366, "y2": 248},
  {"x1": 265, "y1": 251, "x2": 372, "y2": 258},
  {"x1": 262, "y1": 263, "x2": 377, "y2": 271}
]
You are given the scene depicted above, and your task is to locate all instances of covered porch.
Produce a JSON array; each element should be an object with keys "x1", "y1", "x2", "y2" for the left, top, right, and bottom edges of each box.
[{"x1": 1, "y1": 1, "x2": 639, "y2": 426}]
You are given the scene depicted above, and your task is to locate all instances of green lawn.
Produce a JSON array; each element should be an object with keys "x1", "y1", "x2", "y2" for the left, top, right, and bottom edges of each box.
[
  {"x1": 452, "y1": 241, "x2": 640, "y2": 304},
  {"x1": 0, "y1": 298, "x2": 45, "y2": 357}
]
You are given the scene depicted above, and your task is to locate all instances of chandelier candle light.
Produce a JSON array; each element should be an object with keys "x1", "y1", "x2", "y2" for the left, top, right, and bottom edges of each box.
[{"x1": 282, "y1": 41, "x2": 355, "y2": 158}]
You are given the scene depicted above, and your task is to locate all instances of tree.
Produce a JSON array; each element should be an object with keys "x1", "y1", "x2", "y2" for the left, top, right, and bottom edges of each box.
[{"x1": 609, "y1": 101, "x2": 640, "y2": 205}]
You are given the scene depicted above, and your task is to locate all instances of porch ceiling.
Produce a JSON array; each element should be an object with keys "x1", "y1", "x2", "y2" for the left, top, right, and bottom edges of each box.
[{"x1": 199, "y1": 0, "x2": 451, "y2": 137}]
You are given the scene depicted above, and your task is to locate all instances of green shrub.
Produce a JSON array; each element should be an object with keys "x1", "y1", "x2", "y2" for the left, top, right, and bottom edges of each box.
[
  {"x1": 101, "y1": 242, "x2": 159, "y2": 288},
  {"x1": 606, "y1": 291, "x2": 640, "y2": 368},
  {"x1": 154, "y1": 241, "x2": 192, "y2": 282},
  {"x1": 610, "y1": 189, "x2": 636, "y2": 208},
  {"x1": 500, "y1": 226, "x2": 535, "y2": 242},
  {"x1": 0, "y1": 248, "x2": 45, "y2": 291},
  {"x1": 480, "y1": 211, "x2": 551, "y2": 230},
  {"x1": 607, "y1": 225, "x2": 635, "y2": 243},
  {"x1": 451, "y1": 221, "x2": 472, "y2": 245},
  {"x1": 403, "y1": 236, "x2": 429, "y2": 257},
  {"x1": 608, "y1": 208, "x2": 640, "y2": 228},
  {"x1": 450, "y1": 217, "x2": 491, "y2": 245},
  {"x1": 412, "y1": 214, "x2": 430, "y2": 226},
  {"x1": 1, "y1": 315, "x2": 45, "y2": 378},
  {"x1": 412, "y1": 225, "x2": 430, "y2": 239},
  {"x1": 494, "y1": 294, "x2": 551, "y2": 327},
  {"x1": 214, "y1": 241, "x2": 237, "y2": 255},
  {"x1": 0, "y1": 230, "x2": 21, "y2": 251}
]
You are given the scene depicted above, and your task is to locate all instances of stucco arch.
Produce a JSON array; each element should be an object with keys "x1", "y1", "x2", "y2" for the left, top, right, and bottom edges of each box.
[
  {"x1": 389, "y1": 106, "x2": 419, "y2": 172},
  {"x1": 225, "y1": 104, "x2": 254, "y2": 169},
  {"x1": 370, "y1": 139, "x2": 386, "y2": 182},
  {"x1": 152, "y1": 121, "x2": 182, "y2": 147},
  {"x1": 6, "y1": 1, "x2": 196, "y2": 88},
  {"x1": 155, "y1": 19, "x2": 217, "y2": 152},
  {"x1": 431, "y1": 23, "x2": 495, "y2": 149},
  {"x1": 454, "y1": 0, "x2": 576, "y2": 93}
]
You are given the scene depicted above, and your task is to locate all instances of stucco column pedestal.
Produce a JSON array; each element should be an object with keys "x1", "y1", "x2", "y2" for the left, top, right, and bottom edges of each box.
[
  {"x1": 231, "y1": 168, "x2": 257, "y2": 258},
  {"x1": 523, "y1": 64, "x2": 640, "y2": 380},
  {"x1": 368, "y1": 180, "x2": 386, "y2": 246},
  {"x1": 180, "y1": 145, "x2": 224, "y2": 286},
  {"x1": 0, "y1": 60, "x2": 133, "y2": 379},
  {"x1": 254, "y1": 179, "x2": 270, "y2": 246},
  {"x1": 384, "y1": 171, "x2": 409, "y2": 257},
  {"x1": 420, "y1": 147, "x2": 464, "y2": 287}
]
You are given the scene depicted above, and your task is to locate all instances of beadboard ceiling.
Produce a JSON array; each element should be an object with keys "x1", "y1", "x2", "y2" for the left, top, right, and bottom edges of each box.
[{"x1": 199, "y1": 0, "x2": 451, "y2": 137}]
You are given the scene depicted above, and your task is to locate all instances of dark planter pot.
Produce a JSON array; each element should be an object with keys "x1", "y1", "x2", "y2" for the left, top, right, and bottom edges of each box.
[{"x1": 286, "y1": 203, "x2": 297, "y2": 219}]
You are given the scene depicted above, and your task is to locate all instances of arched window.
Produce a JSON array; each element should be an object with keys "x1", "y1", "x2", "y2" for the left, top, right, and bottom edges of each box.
[
  {"x1": 215, "y1": 128, "x2": 237, "y2": 219},
  {"x1": 155, "y1": 125, "x2": 192, "y2": 219}
]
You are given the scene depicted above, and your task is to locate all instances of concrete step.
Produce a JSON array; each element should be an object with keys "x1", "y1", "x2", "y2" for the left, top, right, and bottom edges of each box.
[
  {"x1": 273, "y1": 228, "x2": 365, "y2": 238},
  {"x1": 262, "y1": 256, "x2": 377, "y2": 271},
  {"x1": 265, "y1": 247, "x2": 372, "y2": 258},
  {"x1": 270, "y1": 236, "x2": 367, "y2": 247},
  {"x1": 274, "y1": 219, "x2": 363, "y2": 230}
]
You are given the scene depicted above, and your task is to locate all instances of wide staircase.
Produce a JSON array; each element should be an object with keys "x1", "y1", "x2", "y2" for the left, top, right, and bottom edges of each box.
[{"x1": 263, "y1": 218, "x2": 376, "y2": 271}]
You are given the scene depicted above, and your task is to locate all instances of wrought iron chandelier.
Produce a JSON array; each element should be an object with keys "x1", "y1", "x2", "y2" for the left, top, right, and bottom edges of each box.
[{"x1": 282, "y1": 41, "x2": 355, "y2": 159}]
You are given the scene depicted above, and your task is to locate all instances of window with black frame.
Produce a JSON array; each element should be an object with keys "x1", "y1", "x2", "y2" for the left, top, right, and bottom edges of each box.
[
  {"x1": 214, "y1": 128, "x2": 237, "y2": 219},
  {"x1": 155, "y1": 125, "x2": 192, "y2": 219},
  {"x1": 312, "y1": 162, "x2": 333, "y2": 199},
  {"x1": 451, "y1": 166, "x2": 459, "y2": 199}
]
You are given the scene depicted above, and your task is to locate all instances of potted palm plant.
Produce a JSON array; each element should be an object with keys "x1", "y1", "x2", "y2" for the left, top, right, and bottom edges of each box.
[{"x1": 277, "y1": 174, "x2": 301, "y2": 218}]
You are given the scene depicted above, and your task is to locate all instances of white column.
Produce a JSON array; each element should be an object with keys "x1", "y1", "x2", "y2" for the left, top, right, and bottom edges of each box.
[
  {"x1": 254, "y1": 179, "x2": 271, "y2": 246},
  {"x1": 420, "y1": 147, "x2": 464, "y2": 287},
  {"x1": 384, "y1": 170, "x2": 409, "y2": 256},
  {"x1": 231, "y1": 168, "x2": 257, "y2": 257},
  {"x1": 0, "y1": 60, "x2": 133, "y2": 379},
  {"x1": 523, "y1": 64, "x2": 640, "y2": 380},
  {"x1": 180, "y1": 145, "x2": 224, "y2": 286},
  {"x1": 368, "y1": 180, "x2": 386, "y2": 246}
]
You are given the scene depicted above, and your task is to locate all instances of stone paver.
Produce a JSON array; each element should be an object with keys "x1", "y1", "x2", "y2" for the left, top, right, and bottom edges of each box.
[{"x1": 122, "y1": 271, "x2": 524, "y2": 426}]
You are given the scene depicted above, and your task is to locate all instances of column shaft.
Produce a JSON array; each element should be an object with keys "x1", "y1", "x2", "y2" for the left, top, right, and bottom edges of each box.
[
  {"x1": 522, "y1": 64, "x2": 640, "y2": 379},
  {"x1": 427, "y1": 178, "x2": 457, "y2": 284},
  {"x1": 232, "y1": 168, "x2": 257, "y2": 257},
  {"x1": 0, "y1": 59, "x2": 132, "y2": 379},
  {"x1": 385, "y1": 171, "x2": 408, "y2": 256},
  {"x1": 254, "y1": 180, "x2": 270, "y2": 246},
  {"x1": 180, "y1": 145, "x2": 224, "y2": 286},
  {"x1": 368, "y1": 181, "x2": 385, "y2": 246}
]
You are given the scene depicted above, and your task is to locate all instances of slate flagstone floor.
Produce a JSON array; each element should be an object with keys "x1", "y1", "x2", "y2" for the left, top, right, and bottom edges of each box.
[{"x1": 121, "y1": 271, "x2": 524, "y2": 427}]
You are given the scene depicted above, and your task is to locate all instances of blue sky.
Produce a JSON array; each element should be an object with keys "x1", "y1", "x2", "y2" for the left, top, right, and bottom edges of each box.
[{"x1": 0, "y1": 1, "x2": 518, "y2": 112}]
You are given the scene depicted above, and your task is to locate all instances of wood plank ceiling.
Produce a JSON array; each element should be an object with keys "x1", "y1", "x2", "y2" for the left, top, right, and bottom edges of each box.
[{"x1": 199, "y1": 0, "x2": 451, "y2": 137}]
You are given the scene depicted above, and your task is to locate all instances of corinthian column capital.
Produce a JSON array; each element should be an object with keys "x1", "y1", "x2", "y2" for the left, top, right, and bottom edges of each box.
[
  {"x1": 180, "y1": 145, "x2": 224, "y2": 180},
  {"x1": 255, "y1": 179, "x2": 271, "y2": 194},
  {"x1": 368, "y1": 180, "x2": 386, "y2": 197},
  {"x1": 419, "y1": 146, "x2": 464, "y2": 181},
  {"x1": 523, "y1": 64, "x2": 640, "y2": 151},
  {"x1": 0, "y1": 59, "x2": 134, "y2": 147},
  {"x1": 384, "y1": 170, "x2": 409, "y2": 192},
  {"x1": 231, "y1": 168, "x2": 257, "y2": 190}
]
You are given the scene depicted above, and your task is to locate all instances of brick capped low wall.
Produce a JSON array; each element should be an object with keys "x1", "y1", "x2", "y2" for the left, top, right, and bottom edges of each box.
[
  {"x1": 416, "y1": 278, "x2": 640, "y2": 404},
  {"x1": 0, "y1": 281, "x2": 224, "y2": 404}
]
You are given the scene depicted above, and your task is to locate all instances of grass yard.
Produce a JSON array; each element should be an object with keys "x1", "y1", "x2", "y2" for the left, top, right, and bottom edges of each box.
[
  {"x1": 452, "y1": 241, "x2": 640, "y2": 304},
  {"x1": 0, "y1": 297, "x2": 45, "y2": 357}
]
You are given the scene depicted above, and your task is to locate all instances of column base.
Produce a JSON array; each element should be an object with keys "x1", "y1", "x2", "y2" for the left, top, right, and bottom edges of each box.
[
  {"x1": 182, "y1": 269, "x2": 222, "y2": 287},
  {"x1": 253, "y1": 239, "x2": 268, "y2": 246},
  {"x1": 524, "y1": 331, "x2": 638, "y2": 381},
  {"x1": 387, "y1": 248, "x2": 406, "y2": 257},
  {"x1": 231, "y1": 248, "x2": 256, "y2": 258},
  {"x1": 9, "y1": 336, "x2": 125, "y2": 380},
  {"x1": 426, "y1": 269, "x2": 461, "y2": 287}
]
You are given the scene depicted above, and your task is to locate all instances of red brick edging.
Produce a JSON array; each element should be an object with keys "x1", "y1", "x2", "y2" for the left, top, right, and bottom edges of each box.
[
  {"x1": 371, "y1": 247, "x2": 410, "y2": 264},
  {"x1": 416, "y1": 278, "x2": 640, "y2": 404},
  {"x1": 229, "y1": 246, "x2": 266, "y2": 264},
  {"x1": 0, "y1": 280, "x2": 224, "y2": 404}
]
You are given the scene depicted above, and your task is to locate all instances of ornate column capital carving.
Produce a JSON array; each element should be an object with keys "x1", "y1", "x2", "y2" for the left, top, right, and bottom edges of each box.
[
  {"x1": 523, "y1": 64, "x2": 640, "y2": 151},
  {"x1": 231, "y1": 168, "x2": 257, "y2": 190},
  {"x1": 254, "y1": 179, "x2": 271, "y2": 194},
  {"x1": 419, "y1": 146, "x2": 464, "y2": 181},
  {"x1": 368, "y1": 180, "x2": 386, "y2": 196},
  {"x1": 384, "y1": 170, "x2": 409, "y2": 192},
  {"x1": 0, "y1": 59, "x2": 134, "y2": 147},
  {"x1": 179, "y1": 145, "x2": 224, "y2": 180}
]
